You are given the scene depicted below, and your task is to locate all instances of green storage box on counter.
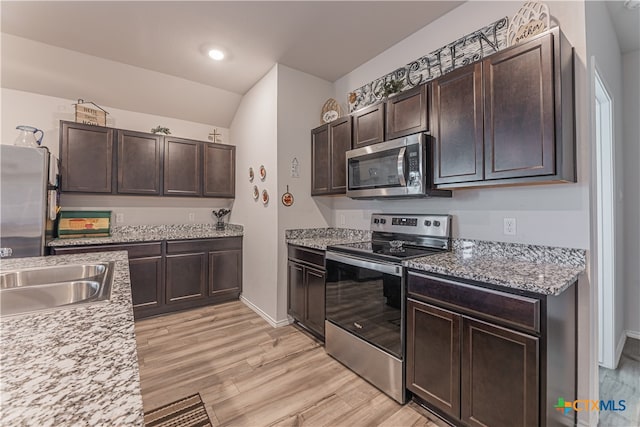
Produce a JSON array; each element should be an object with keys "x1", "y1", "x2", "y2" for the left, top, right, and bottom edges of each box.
[{"x1": 57, "y1": 211, "x2": 111, "y2": 238}]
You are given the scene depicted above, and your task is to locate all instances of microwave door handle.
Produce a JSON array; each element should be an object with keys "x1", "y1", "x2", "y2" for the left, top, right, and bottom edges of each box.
[{"x1": 397, "y1": 147, "x2": 407, "y2": 186}]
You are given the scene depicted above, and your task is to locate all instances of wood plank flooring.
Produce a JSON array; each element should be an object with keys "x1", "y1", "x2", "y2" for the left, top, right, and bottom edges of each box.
[{"x1": 135, "y1": 301, "x2": 441, "y2": 427}]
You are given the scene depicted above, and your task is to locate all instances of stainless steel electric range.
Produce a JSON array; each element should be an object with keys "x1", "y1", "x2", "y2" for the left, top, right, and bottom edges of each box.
[{"x1": 324, "y1": 213, "x2": 451, "y2": 404}]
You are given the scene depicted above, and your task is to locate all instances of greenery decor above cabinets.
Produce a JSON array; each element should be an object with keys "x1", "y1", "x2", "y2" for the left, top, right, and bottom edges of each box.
[
  {"x1": 311, "y1": 116, "x2": 351, "y2": 195},
  {"x1": 432, "y1": 28, "x2": 575, "y2": 189},
  {"x1": 59, "y1": 121, "x2": 235, "y2": 198}
]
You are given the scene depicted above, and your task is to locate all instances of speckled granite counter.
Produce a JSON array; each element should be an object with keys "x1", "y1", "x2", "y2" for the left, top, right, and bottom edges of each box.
[
  {"x1": 406, "y1": 239, "x2": 586, "y2": 296},
  {"x1": 0, "y1": 251, "x2": 144, "y2": 426},
  {"x1": 49, "y1": 223, "x2": 243, "y2": 247},
  {"x1": 285, "y1": 228, "x2": 371, "y2": 250}
]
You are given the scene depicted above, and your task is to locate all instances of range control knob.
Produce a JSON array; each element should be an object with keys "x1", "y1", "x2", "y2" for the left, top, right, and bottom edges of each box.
[
  {"x1": 433, "y1": 220, "x2": 441, "y2": 227},
  {"x1": 380, "y1": 219, "x2": 387, "y2": 224},
  {"x1": 374, "y1": 218, "x2": 380, "y2": 224},
  {"x1": 424, "y1": 220, "x2": 432, "y2": 226}
]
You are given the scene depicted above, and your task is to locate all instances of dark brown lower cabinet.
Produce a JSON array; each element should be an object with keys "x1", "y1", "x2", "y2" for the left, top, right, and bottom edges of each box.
[
  {"x1": 165, "y1": 252, "x2": 207, "y2": 304},
  {"x1": 407, "y1": 271, "x2": 576, "y2": 427},
  {"x1": 128, "y1": 255, "x2": 163, "y2": 314},
  {"x1": 50, "y1": 236, "x2": 242, "y2": 319},
  {"x1": 287, "y1": 245, "x2": 325, "y2": 339}
]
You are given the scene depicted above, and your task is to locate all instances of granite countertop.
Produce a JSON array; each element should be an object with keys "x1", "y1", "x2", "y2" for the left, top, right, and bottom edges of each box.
[
  {"x1": 0, "y1": 251, "x2": 144, "y2": 426},
  {"x1": 406, "y1": 239, "x2": 586, "y2": 296},
  {"x1": 49, "y1": 223, "x2": 243, "y2": 247},
  {"x1": 285, "y1": 228, "x2": 371, "y2": 250}
]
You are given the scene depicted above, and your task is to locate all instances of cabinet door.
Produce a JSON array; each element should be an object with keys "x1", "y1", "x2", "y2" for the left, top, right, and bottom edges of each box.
[
  {"x1": 209, "y1": 249, "x2": 242, "y2": 297},
  {"x1": 483, "y1": 34, "x2": 555, "y2": 180},
  {"x1": 386, "y1": 84, "x2": 429, "y2": 140},
  {"x1": 163, "y1": 137, "x2": 201, "y2": 196},
  {"x1": 203, "y1": 143, "x2": 235, "y2": 198},
  {"x1": 461, "y1": 317, "x2": 539, "y2": 427},
  {"x1": 352, "y1": 102, "x2": 385, "y2": 148},
  {"x1": 311, "y1": 125, "x2": 330, "y2": 195},
  {"x1": 329, "y1": 116, "x2": 351, "y2": 193},
  {"x1": 116, "y1": 130, "x2": 162, "y2": 195},
  {"x1": 129, "y1": 256, "x2": 163, "y2": 312},
  {"x1": 407, "y1": 298, "x2": 461, "y2": 419},
  {"x1": 432, "y1": 63, "x2": 484, "y2": 185},
  {"x1": 288, "y1": 261, "x2": 305, "y2": 322},
  {"x1": 60, "y1": 121, "x2": 114, "y2": 193},
  {"x1": 165, "y1": 252, "x2": 207, "y2": 303},
  {"x1": 305, "y1": 267, "x2": 326, "y2": 338}
]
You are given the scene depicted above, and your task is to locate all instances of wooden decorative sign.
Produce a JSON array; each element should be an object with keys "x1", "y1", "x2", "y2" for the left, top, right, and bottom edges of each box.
[
  {"x1": 508, "y1": 1, "x2": 550, "y2": 46},
  {"x1": 74, "y1": 99, "x2": 108, "y2": 126},
  {"x1": 348, "y1": 17, "x2": 509, "y2": 112}
]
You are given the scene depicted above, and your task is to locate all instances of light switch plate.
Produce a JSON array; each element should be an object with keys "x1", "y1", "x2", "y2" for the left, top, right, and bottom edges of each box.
[{"x1": 115, "y1": 213, "x2": 124, "y2": 224}]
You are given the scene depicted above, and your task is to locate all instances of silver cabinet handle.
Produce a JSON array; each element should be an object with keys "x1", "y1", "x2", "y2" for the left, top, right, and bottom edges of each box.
[{"x1": 326, "y1": 251, "x2": 402, "y2": 276}]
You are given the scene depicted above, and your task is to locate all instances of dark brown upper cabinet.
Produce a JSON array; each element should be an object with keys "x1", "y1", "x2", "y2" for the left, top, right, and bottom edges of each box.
[
  {"x1": 203, "y1": 143, "x2": 235, "y2": 198},
  {"x1": 311, "y1": 116, "x2": 352, "y2": 195},
  {"x1": 432, "y1": 63, "x2": 484, "y2": 185},
  {"x1": 483, "y1": 33, "x2": 555, "y2": 180},
  {"x1": 60, "y1": 121, "x2": 114, "y2": 193},
  {"x1": 432, "y1": 28, "x2": 575, "y2": 189},
  {"x1": 163, "y1": 137, "x2": 202, "y2": 196},
  {"x1": 60, "y1": 121, "x2": 235, "y2": 199},
  {"x1": 385, "y1": 84, "x2": 429, "y2": 140},
  {"x1": 116, "y1": 130, "x2": 163, "y2": 195},
  {"x1": 352, "y1": 102, "x2": 385, "y2": 148}
]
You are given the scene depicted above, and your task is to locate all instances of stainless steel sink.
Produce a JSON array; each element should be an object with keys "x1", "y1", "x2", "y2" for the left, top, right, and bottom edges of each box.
[{"x1": 0, "y1": 262, "x2": 115, "y2": 317}]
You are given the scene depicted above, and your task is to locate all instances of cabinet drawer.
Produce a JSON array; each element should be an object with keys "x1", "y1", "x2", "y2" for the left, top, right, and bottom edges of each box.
[
  {"x1": 287, "y1": 245, "x2": 325, "y2": 269},
  {"x1": 51, "y1": 242, "x2": 162, "y2": 258},
  {"x1": 408, "y1": 271, "x2": 540, "y2": 333},
  {"x1": 166, "y1": 237, "x2": 242, "y2": 254}
]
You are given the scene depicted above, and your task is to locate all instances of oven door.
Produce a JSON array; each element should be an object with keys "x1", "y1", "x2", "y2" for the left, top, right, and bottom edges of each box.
[
  {"x1": 346, "y1": 134, "x2": 424, "y2": 198},
  {"x1": 325, "y1": 251, "x2": 404, "y2": 359}
]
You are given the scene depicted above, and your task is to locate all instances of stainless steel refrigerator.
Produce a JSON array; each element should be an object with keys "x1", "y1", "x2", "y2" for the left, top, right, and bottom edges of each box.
[{"x1": 1, "y1": 145, "x2": 57, "y2": 258}]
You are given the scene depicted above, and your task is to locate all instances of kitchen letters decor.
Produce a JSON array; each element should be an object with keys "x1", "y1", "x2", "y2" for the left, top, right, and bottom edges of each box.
[{"x1": 348, "y1": 17, "x2": 509, "y2": 112}]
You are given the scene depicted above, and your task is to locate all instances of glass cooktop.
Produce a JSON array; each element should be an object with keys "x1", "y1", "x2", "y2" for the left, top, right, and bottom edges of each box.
[{"x1": 327, "y1": 240, "x2": 443, "y2": 262}]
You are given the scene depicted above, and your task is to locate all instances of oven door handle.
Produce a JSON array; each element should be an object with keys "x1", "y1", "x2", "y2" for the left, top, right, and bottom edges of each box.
[
  {"x1": 326, "y1": 252, "x2": 403, "y2": 277},
  {"x1": 396, "y1": 146, "x2": 407, "y2": 187}
]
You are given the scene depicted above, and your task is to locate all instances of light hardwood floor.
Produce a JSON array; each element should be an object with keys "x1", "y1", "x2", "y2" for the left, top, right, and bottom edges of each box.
[{"x1": 135, "y1": 301, "x2": 441, "y2": 427}]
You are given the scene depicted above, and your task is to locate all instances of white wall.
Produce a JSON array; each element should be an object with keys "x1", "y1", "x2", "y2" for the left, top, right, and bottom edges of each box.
[
  {"x1": 332, "y1": 1, "x2": 590, "y2": 250},
  {"x1": 276, "y1": 64, "x2": 334, "y2": 320},
  {"x1": 1, "y1": 88, "x2": 232, "y2": 225},
  {"x1": 622, "y1": 49, "x2": 640, "y2": 335},
  {"x1": 229, "y1": 66, "x2": 279, "y2": 322}
]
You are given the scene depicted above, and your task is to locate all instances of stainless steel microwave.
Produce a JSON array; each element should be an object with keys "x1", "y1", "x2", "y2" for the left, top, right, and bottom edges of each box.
[{"x1": 346, "y1": 134, "x2": 451, "y2": 199}]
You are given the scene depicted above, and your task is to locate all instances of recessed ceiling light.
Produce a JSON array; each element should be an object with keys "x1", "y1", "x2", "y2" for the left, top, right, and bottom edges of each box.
[{"x1": 208, "y1": 49, "x2": 225, "y2": 61}]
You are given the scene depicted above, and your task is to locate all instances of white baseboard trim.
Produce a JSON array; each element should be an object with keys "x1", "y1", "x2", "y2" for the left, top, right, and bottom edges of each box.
[
  {"x1": 615, "y1": 332, "x2": 627, "y2": 368},
  {"x1": 239, "y1": 295, "x2": 292, "y2": 328},
  {"x1": 626, "y1": 330, "x2": 640, "y2": 340}
]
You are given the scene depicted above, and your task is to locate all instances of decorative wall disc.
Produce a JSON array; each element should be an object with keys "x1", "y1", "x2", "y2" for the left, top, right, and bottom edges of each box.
[
  {"x1": 253, "y1": 185, "x2": 259, "y2": 200},
  {"x1": 259, "y1": 165, "x2": 267, "y2": 180},
  {"x1": 249, "y1": 167, "x2": 255, "y2": 182},
  {"x1": 262, "y1": 189, "x2": 269, "y2": 205}
]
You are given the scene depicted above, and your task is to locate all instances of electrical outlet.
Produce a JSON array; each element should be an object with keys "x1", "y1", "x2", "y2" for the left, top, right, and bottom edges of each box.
[
  {"x1": 188, "y1": 212, "x2": 195, "y2": 222},
  {"x1": 503, "y1": 218, "x2": 517, "y2": 235},
  {"x1": 115, "y1": 213, "x2": 124, "y2": 224},
  {"x1": 339, "y1": 214, "x2": 346, "y2": 226}
]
